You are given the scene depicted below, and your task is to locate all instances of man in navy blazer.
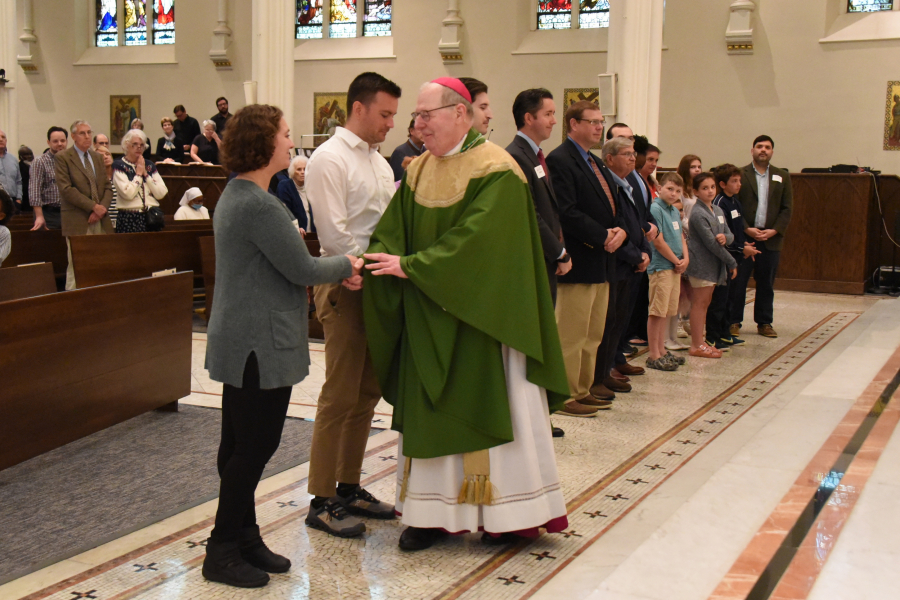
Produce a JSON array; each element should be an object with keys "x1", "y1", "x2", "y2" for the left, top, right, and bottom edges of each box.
[{"x1": 546, "y1": 101, "x2": 627, "y2": 416}]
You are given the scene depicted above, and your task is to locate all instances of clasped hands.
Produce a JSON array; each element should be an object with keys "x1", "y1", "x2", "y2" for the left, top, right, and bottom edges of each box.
[
  {"x1": 342, "y1": 255, "x2": 365, "y2": 290},
  {"x1": 746, "y1": 227, "x2": 776, "y2": 242},
  {"x1": 87, "y1": 202, "x2": 108, "y2": 225},
  {"x1": 341, "y1": 252, "x2": 409, "y2": 290},
  {"x1": 605, "y1": 227, "x2": 627, "y2": 253}
]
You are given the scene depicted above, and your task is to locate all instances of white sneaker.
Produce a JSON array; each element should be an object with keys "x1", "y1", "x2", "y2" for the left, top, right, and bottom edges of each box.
[
  {"x1": 665, "y1": 339, "x2": 689, "y2": 351},
  {"x1": 676, "y1": 322, "x2": 689, "y2": 338}
]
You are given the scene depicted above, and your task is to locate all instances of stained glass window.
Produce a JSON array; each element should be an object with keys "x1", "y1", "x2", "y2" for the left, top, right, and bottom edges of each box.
[
  {"x1": 537, "y1": 0, "x2": 572, "y2": 30},
  {"x1": 330, "y1": 0, "x2": 358, "y2": 38},
  {"x1": 96, "y1": 0, "x2": 118, "y2": 47},
  {"x1": 579, "y1": 0, "x2": 610, "y2": 28},
  {"x1": 848, "y1": 0, "x2": 893, "y2": 11},
  {"x1": 154, "y1": 0, "x2": 175, "y2": 44},
  {"x1": 364, "y1": 0, "x2": 391, "y2": 36},
  {"x1": 124, "y1": 0, "x2": 147, "y2": 46},
  {"x1": 297, "y1": 0, "x2": 324, "y2": 39}
]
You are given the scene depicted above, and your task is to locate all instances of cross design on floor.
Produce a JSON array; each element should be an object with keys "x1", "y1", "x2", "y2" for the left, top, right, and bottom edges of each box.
[
  {"x1": 729, "y1": 402, "x2": 743, "y2": 407},
  {"x1": 606, "y1": 493, "x2": 629, "y2": 500},
  {"x1": 677, "y1": 439, "x2": 697, "y2": 444},
  {"x1": 186, "y1": 540, "x2": 207, "y2": 548},
  {"x1": 705, "y1": 420, "x2": 721, "y2": 424},
  {"x1": 662, "y1": 451, "x2": 681, "y2": 456},
  {"x1": 738, "y1": 394, "x2": 752, "y2": 398},
  {"x1": 584, "y1": 511, "x2": 607, "y2": 518},
  {"x1": 530, "y1": 551, "x2": 557, "y2": 560},
  {"x1": 645, "y1": 464, "x2": 666, "y2": 470},
  {"x1": 498, "y1": 575, "x2": 526, "y2": 585},
  {"x1": 717, "y1": 410, "x2": 733, "y2": 415},
  {"x1": 558, "y1": 530, "x2": 583, "y2": 538},
  {"x1": 277, "y1": 501, "x2": 297, "y2": 508},
  {"x1": 133, "y1": 563, "x2": 158, "y2": 572},
  {"x1": 381, "y1": 455, "x2": 397, "y2": 461},
  {"x1": 69, "y1": 592, "x2": 98, "y2": 599},
  {"x1": 691, "y1": 429, "x2": 709, "y2": 435},
  {"x1": 626, "y1": 478, "x2": 648, "y2": 485}
]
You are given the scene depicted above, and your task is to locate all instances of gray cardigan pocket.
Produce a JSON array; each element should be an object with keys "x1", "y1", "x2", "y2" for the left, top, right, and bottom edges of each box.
[{"x1": 270, "y1": 307, "x2": 306, "y2": 349}]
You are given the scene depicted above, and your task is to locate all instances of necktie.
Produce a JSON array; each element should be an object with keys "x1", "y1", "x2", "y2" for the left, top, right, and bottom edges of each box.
[
  {"x1": 537, "y1": 148, "x2": 550, "y2": 181},
  {"x1": 82, "y1": 152, "x2": 100, "y2": 204},
  {"x1": 589, "y1": 155, "x2": 616, "y2": 216}
]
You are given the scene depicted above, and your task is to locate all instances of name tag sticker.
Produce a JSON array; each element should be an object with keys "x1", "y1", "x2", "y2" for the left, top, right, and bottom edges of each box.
[
  {"x1": 535, "y1": 165, "x2": 546, "y2": 178},
  {"x1": 718, "y1": 215, "x2": 725, "y2": 224},
  {"x1": 731, "y1": 209, "x2": 740, "y2": 219},
  {"x1": 672, "y1": 221, "x2": 680, "y2": 230},
  {"x1": 772, "y1": 174, "x2": 783, "y2": 183}
]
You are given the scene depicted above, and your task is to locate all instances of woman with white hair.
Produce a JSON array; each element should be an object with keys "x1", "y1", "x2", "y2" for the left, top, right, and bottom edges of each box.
[
  {"x1": 190, "y1": 120, "x2": 221, "y2": 165},
  {"x1": 274, "y1": 154, "x2": 313, "y2": 234},
  {"x1": 174, "y1": 187, "x2": 210, "y2": 220},
  {"x1": 129, "y1": 118, "x2": 152, "y2": 160},
  {"x1": 112, "y1": 129, "x2": 168, "y2": 233}
]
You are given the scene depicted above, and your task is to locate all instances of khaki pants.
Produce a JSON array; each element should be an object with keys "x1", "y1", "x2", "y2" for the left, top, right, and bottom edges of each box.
[
  {"x1": 555, "y1": 283, "x2": 610, "y2": 401},
  {"x1": 308, "y1": 282, "x2": 382, "y2": 498},
  {"x1": 65, "y1": 222, "x2": 104, "y2": 291}
]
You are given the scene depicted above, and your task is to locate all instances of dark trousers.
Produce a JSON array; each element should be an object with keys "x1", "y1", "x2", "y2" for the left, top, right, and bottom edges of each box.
[
  {"x1": 626, "y1": 272, "x2": 650, "y2": 341},
  {"x1": 706, "y1": 282, "x2": 730, "y2": 342},
  {"x1": 211, "y1": 353, "x2": 291, "y2": 543},
  {"x1": 593, "y1": 275, "x2": 634, "y2": 384},
  {"x1": 42, "y1": 207, "x2": 61, "y2": 230},
  {"x1": 731, "y1": 244, "x2": 781, "y2": 326}
]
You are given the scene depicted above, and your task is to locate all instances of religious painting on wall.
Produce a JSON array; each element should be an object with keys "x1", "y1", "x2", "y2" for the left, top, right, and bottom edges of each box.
[
  {"x1": 885, "y1": 81, "x2": 900, "y2": 151},
  {"x1": 562, "y1": 88, "x2": 603, "y2": 148},
  {"x1": 110, "y1": 95, "x2": 141, "y2": 145},
  {"x1": 313, "y1": 92, "x2": 348, "y2": 148}
]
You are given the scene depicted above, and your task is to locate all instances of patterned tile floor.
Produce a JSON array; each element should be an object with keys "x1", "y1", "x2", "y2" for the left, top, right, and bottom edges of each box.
[{"x1": 5, "y1": 292, "x2": 883, "y2": 600}]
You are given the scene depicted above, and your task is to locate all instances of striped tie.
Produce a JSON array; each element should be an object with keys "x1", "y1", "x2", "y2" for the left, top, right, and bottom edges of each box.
[
  {"x1": 589, "y1": 155, "x2": 615, "y2": 216},
  {"x1": 82, "y1": 152, "x2": 100, "y2": 205}
]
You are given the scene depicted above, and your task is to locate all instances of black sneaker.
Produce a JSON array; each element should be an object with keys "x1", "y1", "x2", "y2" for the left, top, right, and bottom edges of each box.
[
  {"x1": 729, "y1": 335, "x2": 746, "y2": 346},
  {"x1": 711, "y1": 338, "x2": 731, "y2": 351},
  {"x1": 305, "y1": 497, "x2": 366, "y2": 537},
  {"x1": 336, "y1": 486, "x2": 396, "y2": 519}
]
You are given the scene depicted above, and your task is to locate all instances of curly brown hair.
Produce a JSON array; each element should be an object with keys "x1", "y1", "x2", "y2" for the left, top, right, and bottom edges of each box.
[{"x1": 220, "y1": 104, "x2": 283, "y2": 173}]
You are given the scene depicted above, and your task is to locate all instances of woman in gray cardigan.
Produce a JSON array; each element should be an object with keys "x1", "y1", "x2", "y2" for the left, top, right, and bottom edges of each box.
[
  {"x1": 685, "y1": 172, "x2": 737, "y2": 359},
  {"x1": 202, "y1": 105, "x2": 362, "y2": 589}
]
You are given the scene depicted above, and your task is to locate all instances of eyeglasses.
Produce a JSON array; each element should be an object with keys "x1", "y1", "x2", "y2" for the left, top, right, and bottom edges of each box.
[
  {"x1": 577, "y1": 118, "x2": 606, "y2": 127},
  {"x1": 411, "y1": 104, "x2": 457, "y2": 122},
  {"x1": 617, "y1": 151, "x2": 638, "y2": 158},
  {"x1": 95, "y1": 141, "x2": 110, "y2": 147}
]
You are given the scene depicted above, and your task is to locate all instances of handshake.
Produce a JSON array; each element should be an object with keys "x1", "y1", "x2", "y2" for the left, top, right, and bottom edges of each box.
[{"x1": 342, "y1": 255, "x2": 365, "y2": 291}]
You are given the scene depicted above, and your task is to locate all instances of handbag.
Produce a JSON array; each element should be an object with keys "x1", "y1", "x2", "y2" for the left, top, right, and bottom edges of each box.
[{"x1": 138, "y1": 173, "x2": 165, "y2": 232}]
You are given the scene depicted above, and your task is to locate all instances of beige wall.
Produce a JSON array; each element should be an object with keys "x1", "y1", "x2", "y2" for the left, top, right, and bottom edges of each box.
[{"x1": 15, "y1": 0, "x2": 252, "y2": 152}]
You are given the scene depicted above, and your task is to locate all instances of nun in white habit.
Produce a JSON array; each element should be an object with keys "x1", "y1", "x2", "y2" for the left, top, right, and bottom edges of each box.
[{"x1": 174, "y1": 187, "x2": 210, "y2": 220}]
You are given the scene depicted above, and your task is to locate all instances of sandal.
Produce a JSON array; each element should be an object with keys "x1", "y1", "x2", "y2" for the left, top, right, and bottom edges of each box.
[{"x1": 689, "y1": 344, "x2": 722, "y2": 359}]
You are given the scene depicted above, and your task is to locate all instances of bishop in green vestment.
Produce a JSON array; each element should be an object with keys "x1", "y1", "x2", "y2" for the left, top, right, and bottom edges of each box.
[{"x1": 363, "y1": 78, "x2": 570, "y2": 551}]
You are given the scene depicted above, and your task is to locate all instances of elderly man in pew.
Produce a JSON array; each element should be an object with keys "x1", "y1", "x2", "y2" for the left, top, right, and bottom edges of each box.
[{"x1": 54, "y1": 120, "x2": 113, "y2": 290}]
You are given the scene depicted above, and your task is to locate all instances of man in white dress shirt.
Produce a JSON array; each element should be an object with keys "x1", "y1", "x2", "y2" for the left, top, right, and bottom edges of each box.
[{"x1": 304, "y1": 72, "x2": 402, "y2": 537}]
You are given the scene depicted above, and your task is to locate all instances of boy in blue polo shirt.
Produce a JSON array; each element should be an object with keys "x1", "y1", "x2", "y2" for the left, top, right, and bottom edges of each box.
[{"x1": 646, "y1": 172, "x2": 689, "y2": 371}]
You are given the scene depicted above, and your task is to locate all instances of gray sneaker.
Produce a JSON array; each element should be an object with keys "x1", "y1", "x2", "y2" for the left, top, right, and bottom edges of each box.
[
  {"x1": 305, "y1": 498, "x2": 366, "y2": 538},
  {"x1": 646, "y1": 357, "x2": 677, "y2": 371},
  {"x1": 336, "y1": 486, "x2": 396, "y2": 520},
  {"x1": 664, "y1": 351, "x2": 686, "y2": 366}
]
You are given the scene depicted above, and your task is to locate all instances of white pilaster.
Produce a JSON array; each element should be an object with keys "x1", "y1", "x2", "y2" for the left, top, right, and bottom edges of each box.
[
  {"x1": 251, "y1": 0, "x2": 294, "y2": 128},
  {"x1": 17, "y1": 0, "x2": 37, "y2": 73},
  {"x1": 210, "y1": 0, "x2": 233, "y2": 69},
  {"x1": 726, "y1": 0, "x2": 755, "y2": 54},
  {"x1": 0, "y1": 0, "x2": 18, "y2": 148},
  {"x1": 438, "y1": 0, "x2": 464, "y2": 64},
  {"x1": 605, "y1": 0, "x2": 665, "y2": 142}
]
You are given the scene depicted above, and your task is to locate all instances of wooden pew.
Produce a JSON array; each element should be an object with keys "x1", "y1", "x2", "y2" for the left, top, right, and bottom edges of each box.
[
  {"x1": 156, "y1": 163, "x2": 228, "y2": 215},
  {"x1": 5, "y1": 229, "x2": 68, "y2": 281},
  {"x1": 163, "y1": 215, "x2": 214, "y2": 231},
  {"x1": 70, "y1": 230, "x2": 209, "y2": 288},
  {"x1": 0, "y1": 272, "x2": 193, "y2": 471},
  {"x1": 0, "y1": 262, "x2": 56, "y2": 302},
  {"x1": 199, "y1": 235, "x2": 216, "y2": 322}
]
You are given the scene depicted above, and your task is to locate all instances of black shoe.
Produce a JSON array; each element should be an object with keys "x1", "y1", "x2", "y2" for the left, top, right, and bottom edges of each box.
[
  {"x1": 202, "y1": 538, "x2": 270, "y2": 588},
  {"x1": 336, "y1": 485, "x2": 396, "y2": 519},
  {"x1": 398, "y1": 526, "x2": 448, "y2": 551},
  {"x1": 481, "y1": 531, "x2": 523, "y2": 545},
  {"x1": 551, "y1": 426, "x2": 565, "y2": 438},
  {"x1": 239, "y1": 525, "x2": 291, "y2": 573}
]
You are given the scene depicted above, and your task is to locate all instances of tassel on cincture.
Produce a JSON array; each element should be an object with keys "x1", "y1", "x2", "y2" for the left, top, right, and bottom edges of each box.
[
  {"x1": 457, "y1": 478, "x2": 469, "y2": 504},
  {"x1": 457, "y1": 450, "x2": 496, "y2": 505},
  {"x1": 399, "y1": 457, "x2": 412, "y2": 502}
]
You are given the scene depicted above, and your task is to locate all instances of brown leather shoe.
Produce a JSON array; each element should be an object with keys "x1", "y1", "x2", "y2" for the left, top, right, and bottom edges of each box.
[
  {"x1": 557, "y1": 400, "x2": 600, "y2": 417},
  {"x1": 589, "y1": 383, "x2": 616, "y2": 400},
  {"x1": 603, "y1": 376, "x2": 632, "y2": 393},
  {"x1": 578, "y1": 396, "x2": 613, "y2": 409},
  {"x1": 616, "y1": 362, "x2": 645, "y2": 376},
  {"x1": 729, "y1": 323, "x2": 741, "y2": 337},
  {"x1": 610, "y1": 369, "x2": 630, "y2": 382},
  {"x1": 757, "y1": 324, "x2": 778, "y2": 338}
]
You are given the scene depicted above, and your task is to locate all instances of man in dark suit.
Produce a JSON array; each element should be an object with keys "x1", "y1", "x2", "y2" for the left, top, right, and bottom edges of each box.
[
  {"x1": 547, "y1": 101, "x2": 627, "y2": 417},
  {"x1": 506, "y1": 88, "x2": 569, "y2": 304},
  {"x1": 732, "y1": 135, "x2": 792, "y2": 338},
  {"x1": 54, "y1": 120, "x2": 114, "y2": 290}
]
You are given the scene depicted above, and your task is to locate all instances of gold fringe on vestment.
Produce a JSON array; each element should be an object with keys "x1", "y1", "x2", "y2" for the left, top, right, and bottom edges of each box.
[
  {"x1": 399, "y1": 456, "x2": 412, "y2": 502},
  {"x1": 457, "y1": 449, "x2": 497, "y2": 505}
]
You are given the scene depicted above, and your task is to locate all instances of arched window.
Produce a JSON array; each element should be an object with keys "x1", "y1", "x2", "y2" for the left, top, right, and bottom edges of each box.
[
  {"x1": 296, "y1": 0, "x2": 391, "y2": 39},
  {"x1": 95, "y1": 0, "x2": 175, "y2": 47},
  {"x1": 537, "y1": 1, "x2": 609, "y2": 30},
  {"x1": 848, "y1": 0, "x2": 894, "y2": 10}
]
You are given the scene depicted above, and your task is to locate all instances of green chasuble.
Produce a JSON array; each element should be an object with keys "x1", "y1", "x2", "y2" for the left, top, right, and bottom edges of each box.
[{"x1": 363, "y1": 129, "x2": 569, "y2": 460}]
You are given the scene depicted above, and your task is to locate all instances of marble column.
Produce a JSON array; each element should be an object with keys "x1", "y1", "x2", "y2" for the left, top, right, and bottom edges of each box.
[
  {"x1": 0, "y1": 0, "x2": 18, "y2": 147},
  {"x1": 605, "y1": 0, "x2": 665, "y2": 142},
  {"x1": 251, "y1": 0, "x2": 294, "y2": 130}
]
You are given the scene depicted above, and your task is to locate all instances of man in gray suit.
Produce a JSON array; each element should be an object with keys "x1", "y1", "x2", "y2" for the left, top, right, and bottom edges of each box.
[
  {"x1": 732, "y1": 135, "x2": 792, "y2": 338},
  {"x1": 55, "y1": 120, "x2": 113, "y2": 289}
]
